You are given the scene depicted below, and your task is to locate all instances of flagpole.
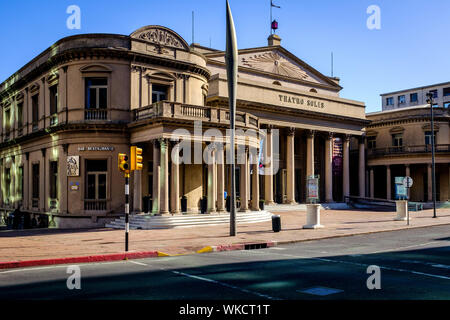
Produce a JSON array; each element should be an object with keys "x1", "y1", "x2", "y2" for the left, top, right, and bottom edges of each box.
[
  {"x1": 225, "y1": 0, "x2": 238, "y2": 236},
  {"x1": 270, "y1": 0, "x2": 272, "y2": 34}
]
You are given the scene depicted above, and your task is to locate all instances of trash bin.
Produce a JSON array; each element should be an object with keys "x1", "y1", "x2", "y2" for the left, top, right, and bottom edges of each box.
[
  {"x1": 181, "y1": 196, "x2": 188, "y2": 213},
  {"x1": 226, "y1": 196, "x2": 231, "y2": 212},
  {"x1": 272, "y1": 214, "x2": 281, "y2": 232}
]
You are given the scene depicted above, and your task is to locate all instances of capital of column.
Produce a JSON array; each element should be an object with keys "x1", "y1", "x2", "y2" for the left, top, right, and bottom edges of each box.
[
  {"x1": 287, "y1": 127, "x2": 296, "y2": 136},
  {"x1": 306, "y1": 130, "x2": 315, "y2": 138},
  {"x1": 343, "y1": 134, "x2": 351, "y2": 142},
  {"x1": 266, "y1": 125, "x2": 274, "y2": 134},
  {"x1": 325, "y1": 132, "x2": 334, "y2": 141},
  {"x1": 358, "y1": 134, "x2": 366, "y2": 144}
]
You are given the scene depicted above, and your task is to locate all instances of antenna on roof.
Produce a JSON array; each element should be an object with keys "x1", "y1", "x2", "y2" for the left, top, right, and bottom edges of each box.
[
  {"x1": 331, "y1": 52, "x2": 334, "y2": 77},
  {"x1": 192, "y1": 11, "x2": 195, "y2": 45}
]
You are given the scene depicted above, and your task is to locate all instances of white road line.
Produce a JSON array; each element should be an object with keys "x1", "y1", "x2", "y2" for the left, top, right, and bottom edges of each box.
[
  {"x1": 368, "y1": 242, "x2": 441, "y2": 254},
  {"x1": 274, "y1": 253, "x2": 450, "y2": 281},
  {"x1": 171, "y1": 270, "x2": 280, "y2": 300},
  {"x1": 128, "y1": 260, "x2": 148, "y2": 266},
  {"x1": 0, "y1": 261, "x2": 125, "y2": 274}
]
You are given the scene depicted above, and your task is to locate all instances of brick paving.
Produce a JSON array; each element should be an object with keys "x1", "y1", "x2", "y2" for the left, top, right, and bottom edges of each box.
[{"x1": 1, "y1": 208, "x2": 450, "y2": 262}]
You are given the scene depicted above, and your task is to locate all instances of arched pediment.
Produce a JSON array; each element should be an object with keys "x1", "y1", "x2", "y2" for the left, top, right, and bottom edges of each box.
[
  {"x1": 389, "y1": 126, "x2": 405, "y2": 134},
  {"x1": 130, "y1": 25, "x2": 190, "y2": 51},
  {"x1": 80, "y1": 64, "x2": 112, "y2": 73}
]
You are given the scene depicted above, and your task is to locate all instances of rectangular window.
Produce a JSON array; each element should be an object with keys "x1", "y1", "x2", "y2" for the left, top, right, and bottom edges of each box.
[
  {"x1": 49, "y1": 85, "x2": 58, "y2": 115},
  {"x1": 32, "y1": 94, "x2": 39, "y2": 130},
  {"x1": 152, "y1": 84, "x2": 168, "y2": 103},
  {"x1": 429, "y1": 89, "x2": 438, "y2": 99},
  {"x1": 4, "y1": 168, "x2": 11, "y2": 204},
  {"x1": 410, "y1": 93, "x2": 418, "y2": 103},
  {"x1": 50, "y1": 161, "x2": 58, "y2": 199},
  {"x1": 32, "y1": 163, "x2": 40, "y2": 200},
  {"x1": 19, "y1": 166, "x2": 24, "y2": 201},
  {"x1": 4, "y1": 108, "x2": 11, "y2": 136},
  {"x1": 392, "y1": 134, "x2": 403, "y2": 147},
  {"x1": 367, "y1": 136, "x2": 376, "y2": 149},
  {"x1": 398, "y1": 95, "x2": 406, "y2": 104},
  {"x1": 425, "y1": 131, "x2": 437, "y2": 145},
  {"x1": 85, "y1": 159, "x2": 108, "y2": 200},
  {"x1": 444, "y1": 87, "x2": 450, "y2": 97},
  {"x1": 17, "y1": 102, "x2": 23, "y2": 128},
  {"x1": 386, "y1": 97, "x2": 394, "y2": 106},
  {"x1": 85, "y1": 78, "x2": 107, "y2": 109}
]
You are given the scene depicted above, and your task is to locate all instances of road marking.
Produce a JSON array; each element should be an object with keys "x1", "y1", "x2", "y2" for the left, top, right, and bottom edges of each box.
[
  {"x1": 298, "y1": 286, "x2": 343, "y2": 296},
  {"x1": 171, "y1": 270, "x2": 280, "y2": 300},
  {"x1": 368, "y1": 242, "x2": 440, "y2": 254},
  {"x1": 269, "y1": 247, "x2": 286, "y2": 250},
  {"x1": 273, "y1": 253, "x2": 450, "y2": 281},
  {"x1": 128, "y1": 260, "x2": 148, "y2": 266},
  {"x1": 400, "y1": 259, "x2": 450, "y2": 270}
]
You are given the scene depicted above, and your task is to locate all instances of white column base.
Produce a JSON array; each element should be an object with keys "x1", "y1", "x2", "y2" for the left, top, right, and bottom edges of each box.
[
  {"x1": 394, "y1": 200, "x2": 409, "y2": 221},
  {"x1": 303, "y1": 204, "x2": 324, "y2": 229}
]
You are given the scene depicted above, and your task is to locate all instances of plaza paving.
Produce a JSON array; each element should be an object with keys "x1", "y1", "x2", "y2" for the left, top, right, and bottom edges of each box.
[{"x1": 1, "y1": 208, "x2": 450, "y2": 263}]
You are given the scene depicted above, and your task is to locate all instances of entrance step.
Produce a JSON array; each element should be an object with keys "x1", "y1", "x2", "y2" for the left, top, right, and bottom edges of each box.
[{"x1": 105, "y1": 210, "x2": 273, "y2": 230}]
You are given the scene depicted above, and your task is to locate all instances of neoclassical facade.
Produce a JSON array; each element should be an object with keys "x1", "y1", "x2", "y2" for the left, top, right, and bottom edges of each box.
[
  {"x1": 0, "y1": 26, "x2": 368, "y2": 228},
  {"x1": 366, "y1": 105, "x2": 450, "y2": 202}
]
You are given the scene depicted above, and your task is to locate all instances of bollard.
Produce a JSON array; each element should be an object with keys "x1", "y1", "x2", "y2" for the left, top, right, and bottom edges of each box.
[
  {"x1": 303, "y1": 204, "x2": 324, "y2": 229},
  {"x1": 394, "y1": 200, "x2": 408, "y2": 221},
  {"x1": 272, "y1": 215, "x2": 281, "y2": 232}
]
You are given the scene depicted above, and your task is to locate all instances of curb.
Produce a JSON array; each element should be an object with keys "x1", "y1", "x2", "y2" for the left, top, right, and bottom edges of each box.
[{"x1": 0, "y1": 251, "x2": 158, "y2": 270}]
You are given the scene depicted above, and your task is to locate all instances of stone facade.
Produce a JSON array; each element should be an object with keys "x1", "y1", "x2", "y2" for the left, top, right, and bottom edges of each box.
[{"x1": 0, "y1": 26, "x2": 368, "y2": 228}]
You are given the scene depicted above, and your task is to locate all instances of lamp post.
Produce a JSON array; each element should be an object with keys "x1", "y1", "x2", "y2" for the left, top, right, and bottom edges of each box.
[{"x1": 426, "y1": 92, "x2": 437, "y2": 218}]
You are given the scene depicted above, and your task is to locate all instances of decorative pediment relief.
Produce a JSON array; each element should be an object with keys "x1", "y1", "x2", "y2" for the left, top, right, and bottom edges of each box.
[
  {"x1": 422, "y1": 123, "x2": 440, "y2": 132},
  {"x1": 389, "y1": 126, "x2": 405, "y2": 134},
  {"x1": 29, "y1": 82, "x2": 40, "y2": 93},
  {"x1": 366, "y1": 130, "x2": 378, "y2": 137},
  {"x1": 241, "y1": 52, "x2": 310, "y2": 80},
  {"x1": 80, "y1": 64, "x2": 112, "y2": 73},
  {"x1": 130, "y1": 26, "x2": 190, "y2": 51}
]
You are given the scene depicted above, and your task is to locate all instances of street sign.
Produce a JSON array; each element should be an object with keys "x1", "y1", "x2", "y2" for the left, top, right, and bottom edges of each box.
[{"x1": 403, "y1": 176, "x2": 413, "y2": 188}]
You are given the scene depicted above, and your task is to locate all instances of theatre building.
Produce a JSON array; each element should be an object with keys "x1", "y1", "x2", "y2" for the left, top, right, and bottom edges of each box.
[{"x1": 0, "y1": 26, "x2": 368, "y2": 228}]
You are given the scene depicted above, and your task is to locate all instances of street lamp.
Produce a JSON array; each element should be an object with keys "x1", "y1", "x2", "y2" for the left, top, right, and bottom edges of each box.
[{"x1": 426, "y1": 92, "x2": 437, "y2": 218}]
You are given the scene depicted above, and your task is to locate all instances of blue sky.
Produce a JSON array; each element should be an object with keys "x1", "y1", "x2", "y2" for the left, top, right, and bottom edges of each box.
[{"x1": 0, "y1": 0, "x2": 449, "y2": 112}]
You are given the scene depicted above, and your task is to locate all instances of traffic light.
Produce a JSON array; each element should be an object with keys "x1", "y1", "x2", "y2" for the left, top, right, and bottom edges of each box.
[
  {"x1": 118, "y1": 153, "x2": 129, "y2": 173},
  {"x1": 130, "y1": 146, "x2": 143, "y2": 171}
]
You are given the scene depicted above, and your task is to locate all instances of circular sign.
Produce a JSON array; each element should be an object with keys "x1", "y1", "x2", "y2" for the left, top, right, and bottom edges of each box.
[{"x1": 403, "y1": 176, "x2": 413, "y2": 188}]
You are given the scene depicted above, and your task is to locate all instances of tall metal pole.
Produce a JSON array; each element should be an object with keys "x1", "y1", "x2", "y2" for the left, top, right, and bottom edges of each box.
[
  {"x1": 226, "y1": 0, "x2": 238, "y2": 236},
  {"x1": 125, "y1": 173, "x2": 130, "y2": 251},
  {"x1": 270, "y1": 0, "x2": 272, "y2": 35},
  {"x1": 427, "y1": 93, "x2": 437, "y2": 218}
]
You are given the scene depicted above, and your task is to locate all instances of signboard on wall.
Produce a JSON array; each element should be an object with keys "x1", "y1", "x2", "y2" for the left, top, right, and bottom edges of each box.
[{"x1": 67, "y1": 156, "x2": 80, "y2": 177}]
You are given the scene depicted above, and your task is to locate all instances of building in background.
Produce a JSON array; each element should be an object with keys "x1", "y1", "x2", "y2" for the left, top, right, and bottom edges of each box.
[
  {"x1": 381, "y1": 82, "x2": 450, "y2": 111},
  {"x1": 365, "y1": 101, "x2": 450, "y2": 202}
]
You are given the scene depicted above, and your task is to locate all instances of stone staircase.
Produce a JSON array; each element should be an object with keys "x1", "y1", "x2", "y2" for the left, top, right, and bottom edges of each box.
[{"x1": 105, "y1": 210, "x2": 273, "y2": 230}]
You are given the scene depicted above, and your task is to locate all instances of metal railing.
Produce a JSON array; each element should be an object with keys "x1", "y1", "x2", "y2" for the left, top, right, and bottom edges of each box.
[
  {"x1": 368, "y1": 144, "x2": 450, "y2": 157},
  {"x1": 85, "y1": 108, "x2": 108, "y2": 120},
  {"x1": 84, "y1": 199, "x2": 107, "y2": 211}
]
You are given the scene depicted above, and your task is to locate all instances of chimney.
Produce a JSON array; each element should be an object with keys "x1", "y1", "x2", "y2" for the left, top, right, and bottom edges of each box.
[{"x1": 268, "y1": 34, "x2": 281, "y2": 46}]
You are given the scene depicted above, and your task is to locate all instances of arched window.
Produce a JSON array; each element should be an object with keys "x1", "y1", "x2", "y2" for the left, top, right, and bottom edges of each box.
[
  {"x1": 309, "y1": 88, "x2": 318, "y2": 93},
  {"x1": 273, "y1": 81, "x2": 282, "y2": 86}
]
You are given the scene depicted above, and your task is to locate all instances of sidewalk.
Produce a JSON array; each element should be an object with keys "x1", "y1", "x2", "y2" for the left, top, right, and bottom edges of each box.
[{"x1": 1, "y1": 208, "x2": 450, "y2": 264}]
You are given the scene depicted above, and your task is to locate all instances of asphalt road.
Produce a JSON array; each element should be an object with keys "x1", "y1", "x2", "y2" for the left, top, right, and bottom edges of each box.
[{"x1": 1, "y1": 225, "x2": 450, "y2": 300}]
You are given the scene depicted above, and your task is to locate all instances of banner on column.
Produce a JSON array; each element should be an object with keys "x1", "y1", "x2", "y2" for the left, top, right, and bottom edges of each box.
[{"x1": 307, "y1": 175, "x2": 320, "y2": 203}]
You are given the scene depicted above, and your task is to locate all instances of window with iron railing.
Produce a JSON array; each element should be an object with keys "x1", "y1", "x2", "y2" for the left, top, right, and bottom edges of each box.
[
  {"x1": 17, "y1": 102, "x2": 23, "y2": 135},
  {"x1": 32, "y1": 94, "x2": 39, "y2": 131},
  {"x1": 392, "y1": 134, "x2": 403, "y2": 148},
  {"x1": 425, "y1": 131, "x2": 437, "y2": 146},
  {"x1": 49, "y1": 85, "x2": 58, "y2": 126},
  {"x1": 85, "y1": 78, "x2": 108, "y2": 120}
]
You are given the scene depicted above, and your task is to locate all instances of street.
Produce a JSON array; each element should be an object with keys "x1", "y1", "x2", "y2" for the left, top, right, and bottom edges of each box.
[{"x1": 1, "y1": 225, "x2": 449, "y2": 300}]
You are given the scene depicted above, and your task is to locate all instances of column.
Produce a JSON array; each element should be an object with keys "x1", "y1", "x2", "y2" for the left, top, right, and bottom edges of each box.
[
  {"x1": 170, "y1": 142, "x2": 180, "y2": 214},
  {"x1": 133, "y1": 158, "x2": 142, "y2": 213},
  {"x1": 217, "y1": 145, "x2": 226, "y2": 212},
  {"x1": 286, "y1": 128, "x2": 296, "y2": 204},
  {"x1": 306, "y1": 130, "x2": 315, "y2": 177},
  {"x1": 386, "y1": 165, "x2": 391, "y2": 200},
  {"x1": 428, "y1": 164, "x2": 432, "y2": 202},
  {"x1": 207, "y1": 143, "x2": 217, "y2": 213},
  {"x1": 251, "y1": 159, "x2": 260, "y2": 211},
  {"x1": 370, "y1": 167, "x2": 375, "y2": 198},
  {"x1": 342, "y1": 135, "x2": 350, "y2": 199},
  {"x1": 240, "y1": 147, "x2": 250, "y2": 212},
  {"x1": 405, "y1": 164, "x2": 410, "y2": 177},
  {"x1": 264, "y1": 127, "x2": 275, "y2": 205},
  {"x1": 152, "y1": 140, "x2": 160, "y2": 214},
  {"x1": 359, "y1": 136, "x2": 366, "y2": 197},
  {"x1": 159, "y1": 139, "x2": 169, "y2": 214},
  {"x1": 325, "y1": 133, "x2": 333, "y2": 202}
]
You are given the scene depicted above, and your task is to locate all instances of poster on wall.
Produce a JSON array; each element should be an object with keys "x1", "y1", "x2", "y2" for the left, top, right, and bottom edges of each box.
[
  {"x1": 67, "y1": 156, "x2": 80, "y2": 177},
  {"x1": 307, "y1": 175, "x2": 320, "y2": 202}
]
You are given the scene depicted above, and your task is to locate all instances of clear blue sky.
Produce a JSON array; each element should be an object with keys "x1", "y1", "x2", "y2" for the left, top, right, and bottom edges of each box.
[{"x1": 0, "y1": 0, "x2": 449, "y2": 112}]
